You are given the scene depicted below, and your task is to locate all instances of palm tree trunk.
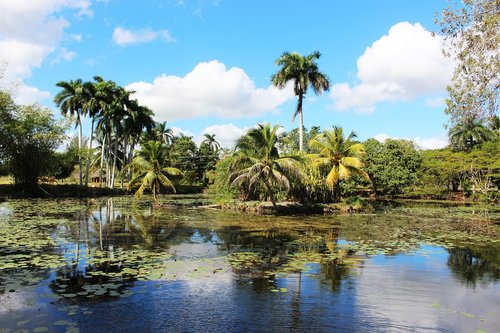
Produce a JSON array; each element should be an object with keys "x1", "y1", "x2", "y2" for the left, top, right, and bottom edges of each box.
[
  {"x1": 99, "y1": 134, "x2": 106, "y2": 188},
  {"x1": 265, "y1": 181, "x2": 277, "y2": 209},
  {"x1": 106, "y1": 132, "x2": 112, "y2": 187},
  {"x1": 297, "y1": 93, "x2": 304, "y2": 152},
  {"x1": 111, "y1": 138, "x2": 119, "y2": 188},
  {"x1": 121, "y1": 134, "x2": 128, "y2": 190},
  {"x1": 85, "y1": 118, "x2": 95, "y2": 187},
  {"x1": 77, "y1": 116, "x2": 83, "y2": 186},
  {"x1": 128, "y1": 143, "x2": 135, "y2": 182}
]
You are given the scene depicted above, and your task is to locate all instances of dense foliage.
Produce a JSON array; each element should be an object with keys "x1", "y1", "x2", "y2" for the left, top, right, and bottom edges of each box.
[
  {"x1": 363, "y1": 139, "x2": 422, "y2": 195},
  {"x1": 0, "y1": 92, "x2": 67, "y2": 188}
]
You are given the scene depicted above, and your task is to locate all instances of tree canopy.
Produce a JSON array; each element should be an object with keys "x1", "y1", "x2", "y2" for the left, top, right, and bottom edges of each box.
[{"x1": 437, "y1": 0, "x2": 499, "y2": 124}]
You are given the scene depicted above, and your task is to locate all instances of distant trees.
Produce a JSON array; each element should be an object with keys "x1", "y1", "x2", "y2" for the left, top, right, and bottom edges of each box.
[
  {"x1": 448, "y1": 118, "x2": 495, "y2": 151},
  {"x1": 54, "y1": 76, "x2": 155, "y2": 189},
  {"x1": 0, "y1": 92, "x2": 67, "y2": 189},
  {"x1": 272, "y1": 51, "x2": 330, "y2": 152},
  {"x1": 363, "y1": 139, "x2": 421, "y2": 195}
]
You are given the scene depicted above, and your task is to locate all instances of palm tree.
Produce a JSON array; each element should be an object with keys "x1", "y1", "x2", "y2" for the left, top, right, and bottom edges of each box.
[
  {"x1": 229, "y1": 124, "x2": 302, "y2": 208},
  {"x1": 82, "y1": 78, "x2": 102, "y2": 187},
  {"x1": 309, "y1": 126, "x2": 369, "y2": 196},
  {"x1": 201, "y1": 133, "x2": 221, "y2": 152},
  {"x1": 54, "y1": 79, "x2": 85, "y2": 185},
  {"x1": 129, "y1": 140, "x2": 183, "y2": 201},
  {"x1": 271, "y1": 51, "x2": 330, "y2": 152},
  {"x1": 488, "y1": 115, "x2": 500, "y2": 136},
  {"x1": 155, "y1": 121, "x2": 174, "y2": 145},
  {"x1": 449, "y1": 118, "x2": 495, "y2": 151}
]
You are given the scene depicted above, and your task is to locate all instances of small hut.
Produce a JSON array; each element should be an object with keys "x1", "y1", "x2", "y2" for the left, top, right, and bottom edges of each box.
[{"x1": 90, "y1": 170, "x2": 106, "y2": 185}]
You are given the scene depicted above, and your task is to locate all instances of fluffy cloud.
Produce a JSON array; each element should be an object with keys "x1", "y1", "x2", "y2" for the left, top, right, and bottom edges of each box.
[
  {"x1": 50, "y1": 47, "x2": 77, "y2": 65},
  {"x1": 374, "y1": 133, "x2": 448, "y2": 150},
  {"x1": 0, "y1": 0, "x2": 90, "y2": 102},
  {"x1": 14, "y1": 85, "x2": 51, "y2": 105},
  {"x1": 171, "y1": 126, "x2": 195, "y2": 138},
  {"x1": 201, "y1": 123, "x2": 250, "y2": 148},
  {"x1": 330, "y1": 22, "x2": 454, "y2": 113},
  {"x1": 127, "y1": 60, "x2": 294, "y2": 121},
  {"x1": 112, "y1": 27, "x2": 176, "y2": 46}
]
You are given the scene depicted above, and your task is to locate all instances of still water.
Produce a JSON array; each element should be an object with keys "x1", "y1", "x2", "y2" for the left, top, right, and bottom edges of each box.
[{"x1": 0, "y1": 196, "x2": 499, "y2": 333}]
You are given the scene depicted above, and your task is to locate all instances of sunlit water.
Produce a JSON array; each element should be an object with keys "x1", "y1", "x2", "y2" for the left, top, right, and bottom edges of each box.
[{"x1": 0, "y1": 197, "x2": 499, "y2": 333}]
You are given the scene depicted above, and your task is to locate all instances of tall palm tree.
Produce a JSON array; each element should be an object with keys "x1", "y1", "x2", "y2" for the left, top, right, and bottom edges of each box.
[
  {"x1": 120, "y1": 100, "x2": 154, "y2": 188},
  {"x1": 54, "y1": 79, "x2": 85, "y2": 186},
  {"x1": 271, "y1": 51, "x2": 330, "y2": 152},
  {"x1": 129, "y1": 140, "x2": 183, "y2": 201},
  {"x1": 201, "y1": 133, "x2": 221, "y2": 152},
  {"x1": 229, "y1": 124, "x2": 302, "y2": 208},
  {"x1": 449, "y1": 118, "x2": 495, "y2": 151},
  {"x1": 309, "y1": 126, "x2": 369, "y2": 195},
  {"x1": 82, "y1": 78, "x2": 102, "y2": 187}
]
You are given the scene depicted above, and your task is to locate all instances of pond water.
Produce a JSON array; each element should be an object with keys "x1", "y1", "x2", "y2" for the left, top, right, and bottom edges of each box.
[{"x1": 0, "y1": 196, "x2": 499, "y2": 333}]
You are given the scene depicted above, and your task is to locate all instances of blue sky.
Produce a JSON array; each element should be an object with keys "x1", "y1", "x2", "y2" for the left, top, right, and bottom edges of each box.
[{"x1": 0, "y1": 0, "x2": 454, "y2": 149}]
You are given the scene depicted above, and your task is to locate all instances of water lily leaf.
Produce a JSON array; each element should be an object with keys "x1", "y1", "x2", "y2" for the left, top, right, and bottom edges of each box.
[{"x1": 33, "y1": 328, "x2": 49, "y2": 333}]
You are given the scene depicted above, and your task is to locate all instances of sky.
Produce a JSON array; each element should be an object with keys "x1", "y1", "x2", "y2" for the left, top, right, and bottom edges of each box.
[{"x1": 0, "y1": 0, "x2": 456, "y2": 149}]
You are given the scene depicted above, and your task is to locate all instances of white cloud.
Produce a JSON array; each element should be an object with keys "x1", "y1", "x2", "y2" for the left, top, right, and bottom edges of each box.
[
  {"x1": 201, "y1": 123, "x2": 249, "y2": 148},
  {"x1": 112, "y1": 26, "x2": 176, "y2": 46},
  {"x1": 330, "y1": 22, "x2": 454, "y2": 113},
  {"x1": 171, "y1": 127, "x2": 195, "y2": 138},
  {"x1": 69, "y1": 33, "x2": 82, "y2": 42},
  {"x1": 0, "y1": 0, "x2": 92, "y2": 103},
  {"x1": 50, "y1": 47, "x2": 77, "y2": 65},
  {"x1": 374, "y1": 133, "x2": 448, "y2": 150},
  {"x1": 374, "y1": 133, "x2": 390, "y2": 142},
  {"x1": 126, "y1": 60, "x2": 294, "y2": 121},
  {"x1": 412, "y1": 136, "x2": 448, "y2": 150},
  {"x1": 13, "y1": 85, "x2": 51, "y2": 105}
]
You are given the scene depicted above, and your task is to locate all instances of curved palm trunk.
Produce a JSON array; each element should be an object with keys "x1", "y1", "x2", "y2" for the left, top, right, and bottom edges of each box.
[
  {"x1": 264, "y1": 181, "x2": 277, "y2": 209},
  {"x1": 85, "y1": 117, "x2": 95, "y2": 187},
  {"x1": 128, "y1": 143, "x2": 135, "y2": 182},
  {"x1": 297, "y1": 93, "x2": 304, "y2": 152}
]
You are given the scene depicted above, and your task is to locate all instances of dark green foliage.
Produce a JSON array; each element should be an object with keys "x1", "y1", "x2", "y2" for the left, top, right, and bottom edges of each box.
[
  {"x1": 363, "y1": 139, "x2": 422, "y2": 195},
  {"x1": 206, "y1": 155, "x2": 240, "y2": 202},
  {"x1": 416, "y1": 138, "x2": 500, "y2": 199},
  {"x1": 46, "y1": 137, "x2": 79, "y2": 179},
  {"x1": 448, "y1": 118, "x2": 495, "y2": 151},
  {"x1": 229, "y1": 124, "x2": 303, "y2": 207},
  {"x1": 0, "y1": 95, "x2": 67, "y2": 189}
]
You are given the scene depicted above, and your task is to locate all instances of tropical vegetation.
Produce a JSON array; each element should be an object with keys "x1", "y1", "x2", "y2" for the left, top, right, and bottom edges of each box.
[{"x1": 129, "y1": 140, "x2": 183, "y2": 201}]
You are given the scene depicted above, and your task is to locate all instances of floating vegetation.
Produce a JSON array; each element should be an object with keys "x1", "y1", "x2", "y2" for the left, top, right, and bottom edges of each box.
[{"x1": 0, "y1": 196, "x2": 498, "y2": 332}]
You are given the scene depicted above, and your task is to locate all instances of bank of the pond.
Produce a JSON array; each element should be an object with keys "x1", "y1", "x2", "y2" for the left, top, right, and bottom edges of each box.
[
  {"x1": 203, "y1": 199, "x2": 371, "y2": 215},
  {"x1": 0, "y1": 183, "x2": 204, "y2": 199}
]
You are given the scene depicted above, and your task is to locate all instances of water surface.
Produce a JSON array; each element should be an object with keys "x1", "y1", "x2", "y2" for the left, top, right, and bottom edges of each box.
[{"x1": 0, "y1": 197, "x2": 499, "y2": 332}]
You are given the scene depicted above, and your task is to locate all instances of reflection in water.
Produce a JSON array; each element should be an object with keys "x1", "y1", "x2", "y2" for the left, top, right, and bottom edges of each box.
[
  {"x1": 0, "y1": 197, "x2": 499, "y2": 332},
  {"x1": 447, "y1": 246, "x2": 500, "y2": 288}
]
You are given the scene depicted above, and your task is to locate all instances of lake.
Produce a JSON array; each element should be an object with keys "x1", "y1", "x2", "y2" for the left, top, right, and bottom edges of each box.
[{"x1": 0, "y1": 196, "x2": 499, "y2": 333}]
